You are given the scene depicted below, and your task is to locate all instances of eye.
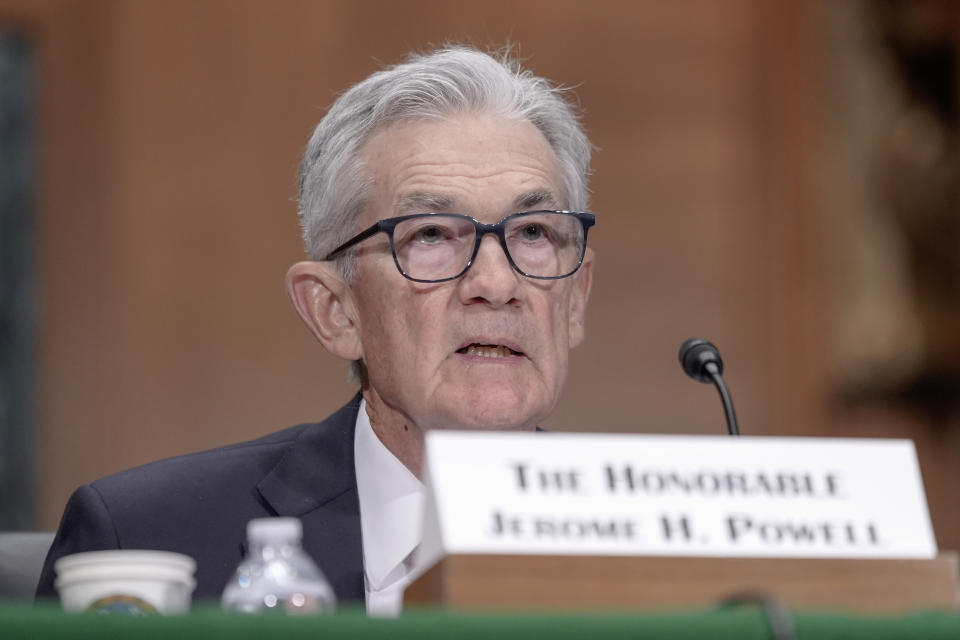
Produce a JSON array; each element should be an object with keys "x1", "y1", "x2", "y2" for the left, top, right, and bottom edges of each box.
[
  {"x1": 518, "y1": 223, "x2": 547, "y2": 242},
  {"x1": 413, "y1": 224, "x2": 448, "y2": 244}
]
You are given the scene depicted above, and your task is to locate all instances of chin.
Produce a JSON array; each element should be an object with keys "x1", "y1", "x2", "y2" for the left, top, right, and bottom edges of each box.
[
  {"x1": 425, "y1": 380, "x2": 552, "y2": 430},
  {"x1": 450, "y1": 395, "x2": 543, "y2": 431}
]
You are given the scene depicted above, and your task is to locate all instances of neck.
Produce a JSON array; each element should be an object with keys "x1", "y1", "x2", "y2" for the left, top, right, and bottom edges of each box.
[{"x1": 362, "y1": 388, "x2": 425, "y2": 478}]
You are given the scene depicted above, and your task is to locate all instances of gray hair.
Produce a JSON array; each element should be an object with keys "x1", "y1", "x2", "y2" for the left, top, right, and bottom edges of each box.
[
  {"x1": 296, "y1": 45, "x2": 592, "y2": 277},
  {"x1": 296, "y1": 46, "x2": 592, "y2": 384}
]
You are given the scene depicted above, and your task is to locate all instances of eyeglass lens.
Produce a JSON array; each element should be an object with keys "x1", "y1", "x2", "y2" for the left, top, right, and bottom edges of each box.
[{"x1": 391, "y1": 212, "x2": 585, "y2": 281}]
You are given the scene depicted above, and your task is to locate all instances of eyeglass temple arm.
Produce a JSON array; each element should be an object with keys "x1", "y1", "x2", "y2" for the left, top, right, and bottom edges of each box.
[{"x1": 324, "y1": 222, "x2": 384, "y2": 261}]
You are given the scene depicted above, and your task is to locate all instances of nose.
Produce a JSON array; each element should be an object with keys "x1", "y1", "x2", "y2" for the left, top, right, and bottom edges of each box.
[{"x1": 457, "y1": 234, "x2": 520, "y2": 307}]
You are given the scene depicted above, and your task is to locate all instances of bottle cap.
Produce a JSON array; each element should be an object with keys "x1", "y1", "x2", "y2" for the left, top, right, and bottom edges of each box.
[{"x1": 247, "y1": 517, "x2": 302, "y2": 543}]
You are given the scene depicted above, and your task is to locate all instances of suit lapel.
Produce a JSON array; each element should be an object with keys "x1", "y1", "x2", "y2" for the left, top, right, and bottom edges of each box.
[{"x1": 255, "y1": 394, "x2": 365, "y2": 604}]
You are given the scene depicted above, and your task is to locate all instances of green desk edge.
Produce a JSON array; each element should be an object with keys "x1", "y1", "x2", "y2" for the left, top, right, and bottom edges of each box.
[{"x1": 1, "y1": 604, "x2": 959, "y2": 640}]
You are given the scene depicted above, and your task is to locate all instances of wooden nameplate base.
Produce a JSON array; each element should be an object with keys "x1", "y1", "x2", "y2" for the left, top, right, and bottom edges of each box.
[{"x1": 405, "y1": 552, "x2": 960, "y2": 613}]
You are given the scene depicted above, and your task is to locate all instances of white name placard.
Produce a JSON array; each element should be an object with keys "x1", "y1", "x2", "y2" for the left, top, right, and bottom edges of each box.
[{"x1": 418, "y1": 432, "x2": 937, "y2": 569}]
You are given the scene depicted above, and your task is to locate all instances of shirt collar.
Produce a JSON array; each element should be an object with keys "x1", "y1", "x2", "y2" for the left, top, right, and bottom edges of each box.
[{"x1": 354, "y1": 399, "x2": 425, "y2": 590}]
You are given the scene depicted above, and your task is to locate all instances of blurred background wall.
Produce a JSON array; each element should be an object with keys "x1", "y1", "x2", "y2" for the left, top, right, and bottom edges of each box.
[{"x1": 1, "y1": 0, "x2": 958, "y2": 550}]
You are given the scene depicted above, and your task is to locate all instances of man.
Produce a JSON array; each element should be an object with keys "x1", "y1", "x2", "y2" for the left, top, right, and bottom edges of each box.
[{"x1": 37, "y1": 46, "x2": 595, "y2": 614}]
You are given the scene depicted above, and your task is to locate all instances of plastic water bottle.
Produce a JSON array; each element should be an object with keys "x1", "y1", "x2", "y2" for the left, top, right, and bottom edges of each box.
[{"x1": 221, "y1": 517, "x2": 337, "y2": 614}]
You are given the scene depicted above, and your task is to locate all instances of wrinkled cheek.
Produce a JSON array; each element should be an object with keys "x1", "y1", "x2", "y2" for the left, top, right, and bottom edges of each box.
[
  {"x1": 361, "y1": 334, "x2": 412, "y2": 400},
  {"x1": 547, "y1": 349, "x2": 571, "y2": 400}
]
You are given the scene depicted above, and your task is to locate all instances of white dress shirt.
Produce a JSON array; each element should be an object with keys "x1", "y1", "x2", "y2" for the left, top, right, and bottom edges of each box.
[{"x1": 353, "y1": 399, "x2": 425, "y2": 617}]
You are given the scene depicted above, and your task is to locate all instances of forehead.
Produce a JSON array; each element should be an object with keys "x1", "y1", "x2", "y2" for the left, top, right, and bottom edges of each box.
[{"x1": 357, "y1": 113, "x2": 566, "y2": 218}]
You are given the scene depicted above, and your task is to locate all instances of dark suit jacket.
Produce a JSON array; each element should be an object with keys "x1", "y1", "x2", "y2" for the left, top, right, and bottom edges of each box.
[{"x1": 36, "y1": 395, "x2": 365, "y2": 605}]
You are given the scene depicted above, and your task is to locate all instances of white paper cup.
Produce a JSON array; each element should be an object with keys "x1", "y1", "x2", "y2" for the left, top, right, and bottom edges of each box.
[{"x1": 54, "y1": 550, "x2": 196, "y2": 614}]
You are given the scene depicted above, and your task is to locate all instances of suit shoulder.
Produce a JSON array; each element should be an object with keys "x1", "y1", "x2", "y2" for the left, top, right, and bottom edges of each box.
[
  {"x1": 85, "y1": 394, "x2": 361, "y2": 519},
  {"x1": 91, "y1": 423, "x2": 309, "y2": 493}
]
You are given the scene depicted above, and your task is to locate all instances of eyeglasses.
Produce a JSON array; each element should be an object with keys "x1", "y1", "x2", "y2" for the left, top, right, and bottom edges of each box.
[{"x1": 325, "y1": 210, "x2": 595, "y2": 283}]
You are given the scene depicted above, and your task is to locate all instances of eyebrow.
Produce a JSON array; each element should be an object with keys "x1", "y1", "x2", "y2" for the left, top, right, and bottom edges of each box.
[
  {"x1": 396, "y1": 192, "x2": 456, "y2": 214},
  {"x1": 514, "y1": 190, "x2": 561, "y2": 211},
  {"x1": 396, "y1": 190, "x2": 562, "y2": 216}
]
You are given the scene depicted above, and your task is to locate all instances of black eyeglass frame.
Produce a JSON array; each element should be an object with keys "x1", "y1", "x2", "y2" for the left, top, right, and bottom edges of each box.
[{"x1": 324, "y1": 210, "x2": 596, "y2": 283}]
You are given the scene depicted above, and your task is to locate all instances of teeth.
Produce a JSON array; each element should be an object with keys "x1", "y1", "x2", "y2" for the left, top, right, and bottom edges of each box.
[{"x1": 466, "y1": 345, "x2": 513, "y2": 358}]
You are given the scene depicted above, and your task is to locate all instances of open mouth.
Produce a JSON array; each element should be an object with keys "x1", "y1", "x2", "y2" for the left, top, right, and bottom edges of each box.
[{"x1": 456, "y1": 343, "x2": 523, "y2": 359}]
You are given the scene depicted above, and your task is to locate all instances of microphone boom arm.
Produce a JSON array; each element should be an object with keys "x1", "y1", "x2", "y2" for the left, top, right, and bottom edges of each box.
[
  {"x1": 679, "y1": 337, "x2": 742, "y2": 436},
  {"x1": 705, "y1": 361, "x2": 740, "y2": 436}
]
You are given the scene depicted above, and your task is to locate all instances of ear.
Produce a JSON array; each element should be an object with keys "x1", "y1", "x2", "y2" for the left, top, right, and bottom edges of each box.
[
  {"x1": 567, "y1": 247, "x2": 594, "y2": 348},
  {"x1": 285, "y1": 261, "x2": 364, "y2": 361}
]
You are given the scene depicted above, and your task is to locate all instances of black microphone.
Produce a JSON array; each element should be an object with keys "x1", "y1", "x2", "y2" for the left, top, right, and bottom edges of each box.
[{"x1": 679, "y1": 338, "x2": 740, "y2": 436}]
